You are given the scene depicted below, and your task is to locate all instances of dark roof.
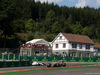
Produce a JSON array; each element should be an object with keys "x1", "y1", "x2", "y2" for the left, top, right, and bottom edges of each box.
[
  {"x1": 62, "y1": 33, "x2": 94, "y2": 44},
  {"x1": 94, "y1": 43, "x2": 100, "y2": 48}
]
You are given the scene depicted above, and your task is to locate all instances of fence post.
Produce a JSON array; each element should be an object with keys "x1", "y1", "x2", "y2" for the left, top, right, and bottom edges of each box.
[
  {"x1": 8, "y1": 54, "x2": 9, "y2": 60},
  {"x1": 13, "y1": 54, "x2": 15, "y2": 60},
  {"x1": 2, "y1": 54, "x2": 4, "y2": 61},
  {"x1": 19, "y1": 54, "x2": 21, "y2": 61}
]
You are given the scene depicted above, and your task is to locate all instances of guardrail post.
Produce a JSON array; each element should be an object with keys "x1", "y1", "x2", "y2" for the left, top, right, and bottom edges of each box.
[
  {"x1": 19, "y1": 54, "x2": 21, "y2": 61},
  {"x1": 13, "y1": 54, "x2": 15, "y2": 60},
  {"x1": 8, "y1": 54, "x2": 9, "y2": 60},
  {"x1": 2, "y1": 54, "x2": 4, "y2": 61}
]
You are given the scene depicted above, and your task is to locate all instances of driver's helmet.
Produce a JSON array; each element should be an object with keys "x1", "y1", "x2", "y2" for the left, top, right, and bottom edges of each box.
[{"x1": 61, "y1": 60, "x2": 63, "y2": 63}]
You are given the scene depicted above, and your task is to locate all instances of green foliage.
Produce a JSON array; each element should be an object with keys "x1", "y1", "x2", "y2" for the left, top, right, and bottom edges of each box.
[
  {"x1": 82, "y1": 27, "x2": 89, "y2": 35},
  {"x1": 25, "y1": 19, "x2": 36, "y2": 33},
  {"x1": 46, "y1": 9, "x2": 55, "y2": 21},
  {"x1": 66, "y1": 14, "x2": 73, "y2": 25},
  {"x1": 0, "y1": 0, "x2": 31, "y2": 37},
  {"x1": 11, "y1": 19, "x2": 25, "y2": 32},
  {"x1": 73, "y1": 22, "x2": 83, "y2": 34},
  {"x1": 83, "y1": 25, "x2": 96, "y2": 38},
  {"x1": 63, "y1": 26, "x2": 72, "y2": 33},
  {"x1": 44, "y1": 34, "x2": 55, "y2": 42},
  {"x1": 52, "y1": 21, "x2": 61, "y2": 33},
  {"x1": 27, "y1": 34, "x2": 34, "y2": 41}
]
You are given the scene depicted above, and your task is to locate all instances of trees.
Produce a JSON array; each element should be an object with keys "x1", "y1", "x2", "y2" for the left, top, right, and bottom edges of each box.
[
  {"x1": 40, "y1": 9, "x2": 55, "y2": 33},
  {"x1": 52, "y1": 21, "x2": 61, "y2": 33},
  {"x1": 0, "y1": 0, "x2": 15, "y2": 36},
  {"x1": 0, "y1": 0, "x2": 31, "y2": 36},
  {"x1": 0, "y1": 0, "x2": 31, "y2": 48},
  {"x1": 72, "y1": 22, "x2": 83, "y2": 34},
  {"x1": 66, "y1": 14, "x2": 73, "y2": 25},
  {"x1": 46, "y1": 9, "x2": 55, "y2": 22},
  {"x1": 25, "y1": 19, "x2": 36, "y2": 33},
  {"x1": 63, "y1": 26, "x2": 72, "y2": 33},
  {"x1": 0, "y1": 0, "x2": 100, "y2": 46},
  {"x1": 11, "y1": 19, "x2": 25, "y2": 33},
  {"x1": 83, "y1": 25, "x2": 96, "y2": 38}
]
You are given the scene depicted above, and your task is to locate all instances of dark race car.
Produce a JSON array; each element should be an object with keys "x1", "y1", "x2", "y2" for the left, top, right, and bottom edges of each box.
[{"x1": 47, "y1": 60, "x2": 66, "y2": 67}]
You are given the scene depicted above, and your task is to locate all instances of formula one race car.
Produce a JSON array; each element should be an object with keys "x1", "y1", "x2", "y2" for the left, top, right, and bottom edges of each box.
[
  {"x1": 47, "y1": 60, "x2": 66, "y2": 67},
  {"x1": 30, "y1": 61, "x2": 46, "y2": 66}
]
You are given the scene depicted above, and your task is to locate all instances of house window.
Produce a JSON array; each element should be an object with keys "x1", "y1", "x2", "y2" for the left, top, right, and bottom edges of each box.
[
  {"x1": 85, "y1": 53, "x2": 90, "y2": 57},
  {"x1": 60, "y1": 36, "x2": 62, "y2": 39},
  {"x1": 72, "y1": 43, "x2": 77, "y2": 48},
  {"x1": 95, "y1": 49, "x2": 100, "y2": 53},
  {"x1": 72, "y1": 52, "x2": 76, "y2": 57},
  {"x1": 86, "y1": 44, "x2": 90, "y2": 49},
  {"x1": 98, "y1": 49, "x2": 100, "y2": 53},
  {"x1": 63, "y1": 43, "x2": 66, "y2": 48},
  {"x1": 79, "y1": 44, "x2": 82, "y2": 49},
  {"x1": 79, "y1": 52, "x2": 82, "y2": 57},
  {"x1": 56, "y1": 44, "x2": 58, "y2": 48}
]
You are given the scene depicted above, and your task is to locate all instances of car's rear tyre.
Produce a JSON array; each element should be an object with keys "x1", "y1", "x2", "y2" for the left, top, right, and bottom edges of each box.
[
  {"x1": 47, "y1": 63, "x2": 51, "y2": 67},
  {"x1": 63, "y1": 63, "x2": 66, "y2": 67}
]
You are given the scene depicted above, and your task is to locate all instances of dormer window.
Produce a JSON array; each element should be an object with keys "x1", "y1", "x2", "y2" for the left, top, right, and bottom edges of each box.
[{"x1": 60, "y1": 36, "x2": 62, "y2": 39}]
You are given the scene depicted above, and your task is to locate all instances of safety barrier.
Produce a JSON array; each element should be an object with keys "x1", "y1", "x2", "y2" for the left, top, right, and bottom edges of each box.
[
  {"x1": 0, "y1": 55, "x2": 100, "y2": 68},
  {"x1": 0, "y1": 61, "x2": 30, "y2": 68},
  {"x1": 28, "y1": 56, "x2": 100, "y2": 62},
  {"x1": 0, "y1": 55, "x2": 100, "y2": 62}
]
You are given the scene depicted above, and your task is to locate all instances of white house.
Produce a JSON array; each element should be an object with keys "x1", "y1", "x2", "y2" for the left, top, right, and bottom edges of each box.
[{"x1": 52, "y1": 33, "x2": 95, "y2": 57}]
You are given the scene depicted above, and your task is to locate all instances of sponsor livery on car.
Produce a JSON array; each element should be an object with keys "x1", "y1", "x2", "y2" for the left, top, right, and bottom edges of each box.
[
  {"x1": 31, "y1": 61, "x2": 45, "y2": 66},
  {"x1": 47, "y1": 60, "x2": 66, "y2": 67}
]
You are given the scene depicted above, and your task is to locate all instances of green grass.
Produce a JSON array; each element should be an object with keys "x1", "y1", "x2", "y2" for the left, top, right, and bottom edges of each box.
[{"x1": 1, "y1": 65, "x2": 100, "y2": 75}]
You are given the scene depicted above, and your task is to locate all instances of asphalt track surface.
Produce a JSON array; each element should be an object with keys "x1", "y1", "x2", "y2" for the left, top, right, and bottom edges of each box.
[
  {"x1": 0, "y1": 62, "x2": 100, "y2": 71},
  {"x1": 16, "y1": 67, "x2": 100, "y2": 75}
]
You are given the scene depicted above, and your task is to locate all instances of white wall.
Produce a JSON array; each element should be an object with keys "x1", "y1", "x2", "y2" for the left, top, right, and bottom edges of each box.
[
  {"x1": 69, "y1": 43, "x2": 94, "y2": 52},
  {"x1": 52, "y1": 33, "x2": 69, "y2": 51}
]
